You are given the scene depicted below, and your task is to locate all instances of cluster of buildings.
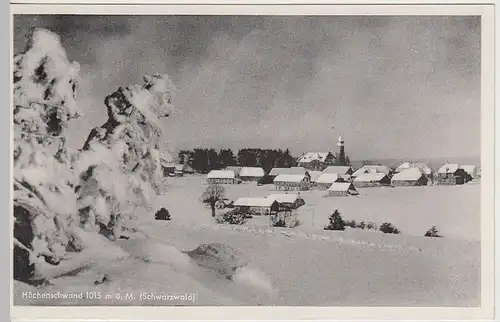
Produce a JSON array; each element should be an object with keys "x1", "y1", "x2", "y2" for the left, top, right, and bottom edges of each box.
[{"x1": 204, "y1": 136, "x2": 480, "y2": 191}]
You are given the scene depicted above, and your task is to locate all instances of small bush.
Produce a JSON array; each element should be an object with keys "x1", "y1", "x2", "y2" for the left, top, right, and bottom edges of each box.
[
  {"x1": 366, "y1": 222, "x2": 378, "y2": 230},
  {"x1": 287, "y1": 218, "x2": 301, "y2": 228},
  {"x1": 356, "y1": 221, "x2": 366, "y2": 230},
  {"x1": 324, "y1": 210, "x2": 345, "y2": 231},
  {"x1": 424, "y1": 226, "x2": 442, "y2": 238},
  {"x1": 215, "y1": 210, "x2": 247, "y2": 225},
  {"x1": 154, "y1": 207, "x2": 171, "y2": 221},
  {"x1": 272, "y1": 219, "x2": 286, "y2": 227},
  {"x1": 344, "y1": 220, "x2": 357, "y2": 228},
  {"x1": 379, "y1": 222, "x2": 401, "y2": 234}
]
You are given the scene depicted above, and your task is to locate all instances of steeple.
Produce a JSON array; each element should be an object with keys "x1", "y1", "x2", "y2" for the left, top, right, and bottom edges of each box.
[{"x1": 337, "y1": 136, "x2": 346, "y2": 165}]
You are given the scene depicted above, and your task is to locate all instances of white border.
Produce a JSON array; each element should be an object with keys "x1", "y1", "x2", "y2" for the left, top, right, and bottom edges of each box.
[{"x1": 9, "y1": 3, "x2": 496, "y2": 321}]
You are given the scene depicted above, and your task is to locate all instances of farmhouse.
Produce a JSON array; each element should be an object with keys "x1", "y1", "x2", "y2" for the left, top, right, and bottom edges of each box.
[
  {"x1": 297, "y1": 152, "x2": 335, "y2": 171},
  {"x1": 316, "y1": 173, "x2": 344, "y2": 190},
  {"x1": 308, "y1": 171, "x2": 323, "y2": 187},
  {"x1": 206, "y1": 170, "x2": 239, "y2": 184},
  {"x1": 225, "y1": 166, "x2": 242, "y2": 176},
  {"x1": 353, "y1": 173, "x2": 391, "y2": 188},
  {"x1": 460, "y1": 165, "x2": 478, "y2": 180},
  {"x1": 391, "y1": 168, "x2": 428, "y2": 187},
  {"x1": 233, "y1": 197, "x2": 279, "y2": 216},
  {"x1": 437, "y1": 163, "x2": 469, "y2": 185},
  {"x1": 352, "y1": 165, "x2": 393, "y2": 178},
  {"x1": 327, "y1": 182, "x2": 359, "y2": 197},
  {"x1": 273, "y1": 174, "x2": 311, "y2": 191},
  {"x1": 239, "y1": 167, "x2": 265, "y2": 182},
  {"x1": 267, "y1": 193, "x2": 306, "y2": 210},
  {"x1": 322, "y1": 166, "x2": 354, "y2": 176}
]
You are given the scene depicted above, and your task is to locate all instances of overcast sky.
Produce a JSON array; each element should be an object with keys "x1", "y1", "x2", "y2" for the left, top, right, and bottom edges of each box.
[{"x1": 13, "y1": 15, "x2": 481, "y2": 161}]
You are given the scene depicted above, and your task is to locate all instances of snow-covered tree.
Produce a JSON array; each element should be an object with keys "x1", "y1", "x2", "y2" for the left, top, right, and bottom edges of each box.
[{"x1": 13, "y1": 27, "x2": 177, "y2": 284}]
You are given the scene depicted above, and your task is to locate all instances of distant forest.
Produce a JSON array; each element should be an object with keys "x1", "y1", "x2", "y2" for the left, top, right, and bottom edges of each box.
[
  {"x1": 177, "y1": 148, "x2": 297, "y2": 174},
  {"x1": 177, "y1": 148, "x2": 353, "y2": 174}
]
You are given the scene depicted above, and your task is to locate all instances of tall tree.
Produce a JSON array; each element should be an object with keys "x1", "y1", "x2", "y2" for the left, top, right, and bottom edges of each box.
[
  {"x1": 218, "y1": 148, "x2": 236, "y2": 168},
  {"x1": 201, "y1": 184, "x2": 225, "y2": 217}
]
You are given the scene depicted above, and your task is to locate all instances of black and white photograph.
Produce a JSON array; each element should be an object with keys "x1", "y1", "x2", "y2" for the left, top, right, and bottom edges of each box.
[{"x1": 9, "y1": 3, "x2": 495, "y2": 319}]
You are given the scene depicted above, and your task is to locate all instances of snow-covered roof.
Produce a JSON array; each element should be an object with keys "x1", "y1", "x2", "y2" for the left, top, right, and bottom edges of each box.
[
  {"x1": 207, "y1": 170, "x2": 235, "y2": 179},
  {"x1": 352, "y1": 165, "x2": 391, "y2": 177},
  {"x1": 322, "y1": 166, "x2": 352, "y2": 175},
  {"x1": 298, "y1": 152, "x2": 331, "y2": 163},
  {"x1": 225, "y1": 166, "x2": 242, "y2": 174},
  {"x1": 269, "y1": 168, "x2": 291, "y2": 176},
  {"x1": 460, "y1": 165, "x2": 477, "y2": 175},
  {"x1": 308, "y1": 171, "x2": 323, "y2": 182},
  {"x1": 174, "y1": 164, "x2": 184, "y2": 171},
  {"x1": 353, "y1": 172, "x2": 388, "y2": 182},
  {"x1": 288, "y1": 167, "x2": 309, "y2": 175},
  {"x1": 438, "y1": 163, "x2": 460, "y2": 174},
  {"x1": 160, "y1": 160, "x2": 175, "y2": 168},
  {"x1": 233, "y1": 197, "x2": 275, "y2": 208},
  {"x1": 391, "y1": 168, "x2": 424, "y2": 181},
  {"x1": 273, "y1": 174, "x2": 308, "y2": 183},
  {"x1": 328, "y1": 182, "x2": 356, "y2": 192},
  {"x1": 267, "y1": 193, "x2": 302, "y2": 204},
  {"x1": 239, "y1": 167, "x2": 265, "y2": 177},
  {"x1": 395, "y1": 162, "x2": 432, "y2": 175},
  {"x1": 316, "y1": 173, "x2": 340, "y2": 184}
]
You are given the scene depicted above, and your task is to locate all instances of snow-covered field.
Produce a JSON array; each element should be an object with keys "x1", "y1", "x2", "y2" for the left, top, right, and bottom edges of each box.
[{"x1": 14, "y1": 175, "x2": 481, "y2": 307}]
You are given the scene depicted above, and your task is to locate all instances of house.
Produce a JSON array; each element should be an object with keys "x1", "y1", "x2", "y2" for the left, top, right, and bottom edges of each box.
[
  {"x1": 206, "y1": 170, "x2": 239, "y2": 184},
  {"x1": 308, "y1": 171, "x2": 323, "y2": 187},
  {"x1": 352, "y1": 165, "x2": 393, "y2": 178},
  {"x1": 273, "y1": 174, "x2": 311, "y2": 191},
  {"x1": 322, "y1": 166, "x2": 354, "y2": 176},
  {"x1": 391, "y1": 168, "x2": 428, "y2": 187},
  {"x1": 267, "y1": 193, "x2": 306, "y2": 210},
  {"x1": 460, "y1": 165, "x2": 478, "y2": 180},
  {"x1": 268, "y1": 167, "x2": 291, "y2": 178},
  {"x1": 233, "y1": 197, "x2": 279, "y2": 216},
  {"x1": 297, "y1": 152, "x2": 335, "y2": 171},
  {"x1": 437, "y1": 163, "x2": 469, "y2": 185},
  {"x1": 327, "y1": 182, "x2": 359, "y2": 197},
  {"x1": 239, "y1": 167, "x2": 265, "y2": 182},
  {"x1": 225, "y1": 166, "x2": 242, "y2": 176},
  {"x1": 160, "y1": 160, "x2": 176, "y2": 177},
  {"x1": 315, "y1": 173, "x2": 344, "y2": 190},
  {"x1": 174, "y1": 164, "x2": 185, "y2": 177},
  {"x1": 353, "y1": 173, "x2": 391, "y2": 188}
]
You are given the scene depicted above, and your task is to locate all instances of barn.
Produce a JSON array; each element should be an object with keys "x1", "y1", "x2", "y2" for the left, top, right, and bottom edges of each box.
[
  {"x1": 327, "y1": 182, "x2": 359, "y2": 197},
  {"x1": 391, "y1": 168, "x2": 428, "y2": 187},
  {"x1": 233, "y1": 197, "x2": 279, "y2": 216},
  {"x1": 316, "y1": 173, "x2": 344, "y2": 190},
  {"x1": 267, "y1": 193, "x2": 306, "y2": 210},
  {"x1": 273, "y1": 174, "x2": 311, "y2": 191},
  {"x1": 239, "y1": 167, "x2": 265, "y2": 182},
  {"x1": 395, "y1": 162, "x2": 433, "y2": 179},
  {"x1": 297, "y1": 152, "x2": 335, "y2": 171},
  {"x1": 437, "y1": 163, "x2": 470, "y2": 185},
  {"x1": 353, "y1": 173, "x2": 391, "y2": 188},
  {"x1": 206, "y1": 170, "x2": 239, "y2": 184}
]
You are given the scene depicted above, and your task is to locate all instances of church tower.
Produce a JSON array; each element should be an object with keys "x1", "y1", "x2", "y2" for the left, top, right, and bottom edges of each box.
[{"x1": 337, "y1": 136, "x2": 346, "y2": 165}]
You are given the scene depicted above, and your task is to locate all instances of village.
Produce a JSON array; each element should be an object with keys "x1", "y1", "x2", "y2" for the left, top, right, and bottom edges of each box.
[{"x1": 158, "y1": 136, "x2": 481, "y2": 235}]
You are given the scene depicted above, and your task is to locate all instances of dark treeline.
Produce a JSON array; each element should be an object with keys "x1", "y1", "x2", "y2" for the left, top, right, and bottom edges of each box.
[{"x1": 178, "y1": 148, "x2": 297, "y2": 174}]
